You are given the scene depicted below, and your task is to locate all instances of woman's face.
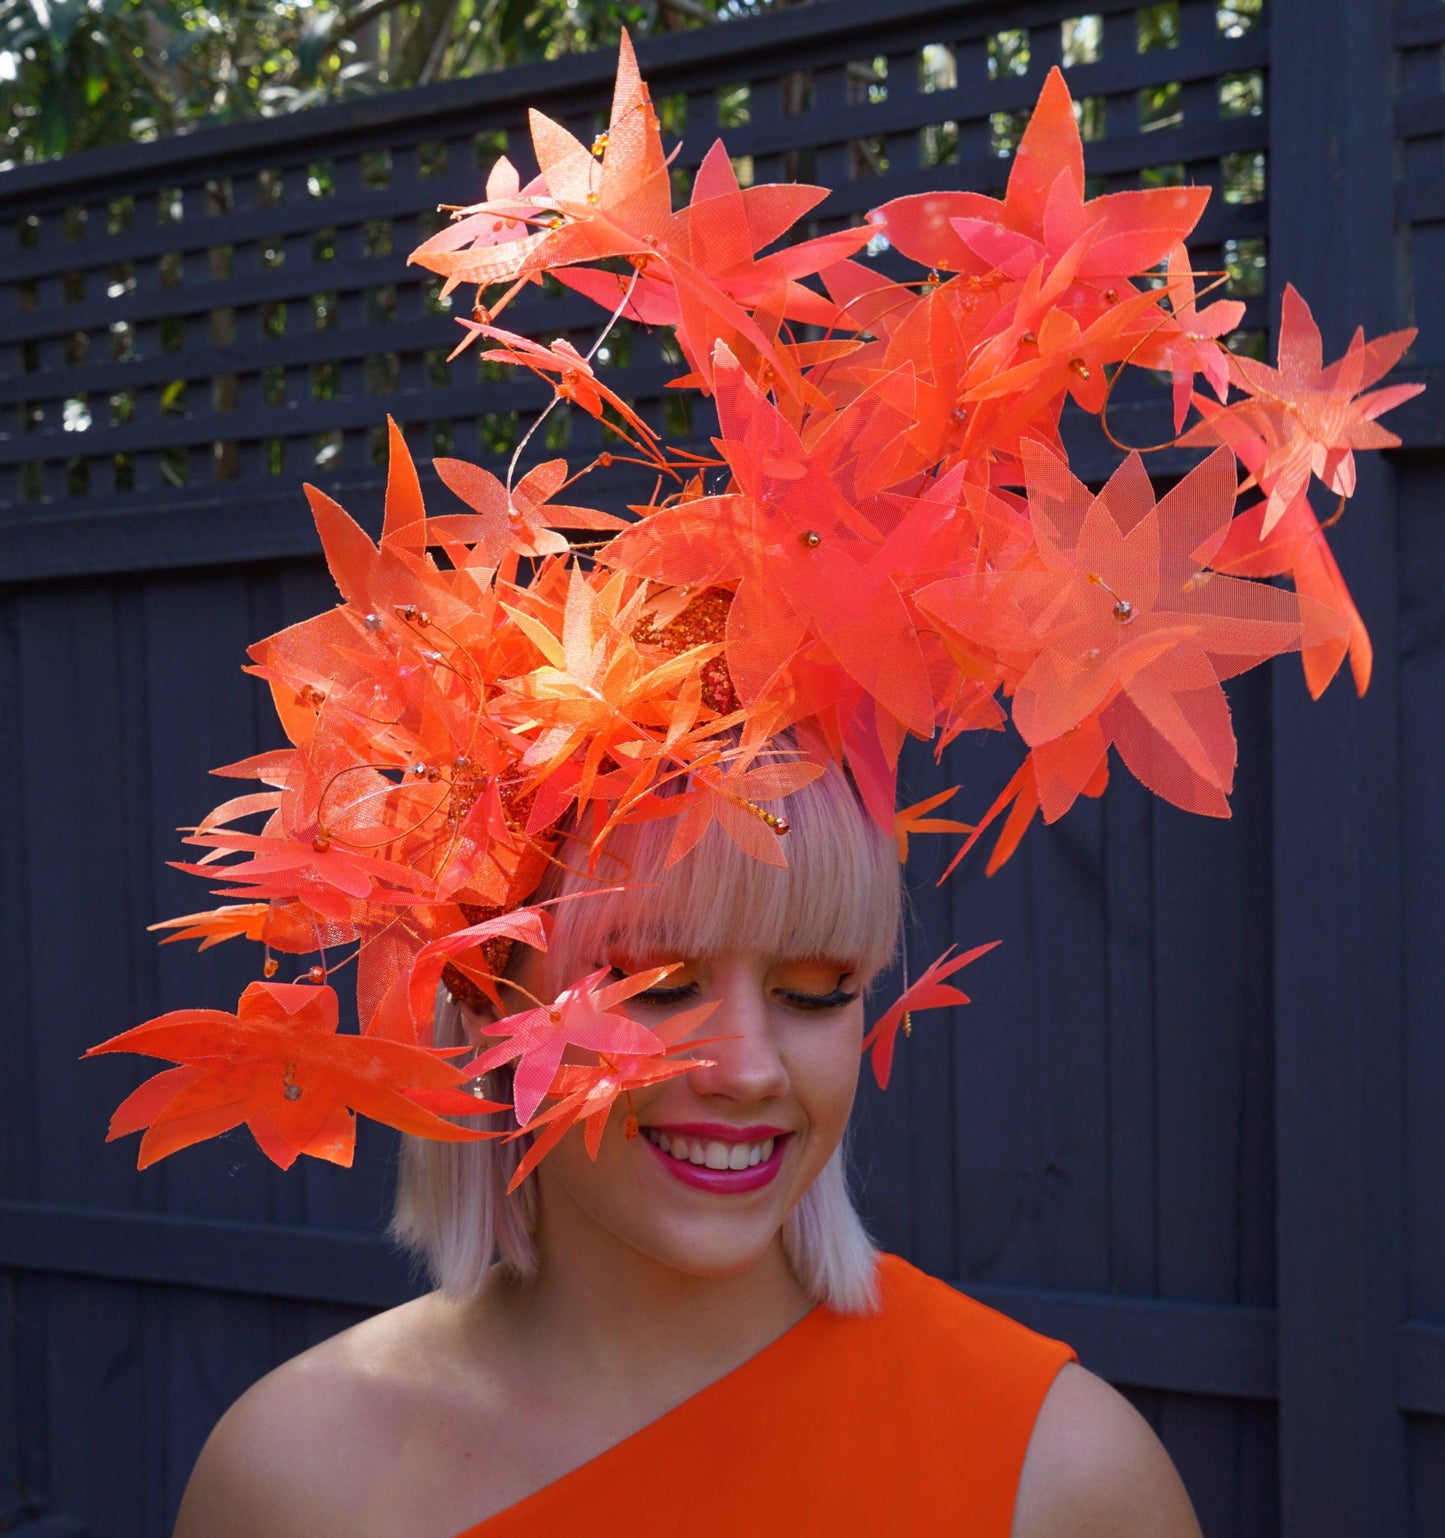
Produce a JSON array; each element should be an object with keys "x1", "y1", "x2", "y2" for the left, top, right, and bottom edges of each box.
[{"x1": 495, "y1": 945, "x2": 867, "y2": 1281}]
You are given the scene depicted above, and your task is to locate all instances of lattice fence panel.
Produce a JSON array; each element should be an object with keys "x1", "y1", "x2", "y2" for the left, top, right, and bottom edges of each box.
[{"x1": 0, "y1": 0, "x2": 1273, "y2": 576}]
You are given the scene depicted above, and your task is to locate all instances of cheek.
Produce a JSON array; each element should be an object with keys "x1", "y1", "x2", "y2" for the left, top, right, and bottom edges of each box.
[
  {"x1": 533, "y1": 1117, "x2": 643, "y2": 1228},
  {"x1": 787, "y1": 1009, "x2": 866, "y2": 1130},
  {"x1": 530, "y1": 1008, "x2": 867, "y2": 1240}
]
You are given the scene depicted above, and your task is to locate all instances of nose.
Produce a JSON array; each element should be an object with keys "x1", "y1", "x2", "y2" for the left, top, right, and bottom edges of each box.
[{"x1": 683, "y1": 962, "x2": 789, "y2": 1106}]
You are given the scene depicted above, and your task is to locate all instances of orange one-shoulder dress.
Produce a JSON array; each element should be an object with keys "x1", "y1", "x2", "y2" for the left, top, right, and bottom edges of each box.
[{"x1": 454, "y1": 1252, "x2": 1076, "y2": 1537}]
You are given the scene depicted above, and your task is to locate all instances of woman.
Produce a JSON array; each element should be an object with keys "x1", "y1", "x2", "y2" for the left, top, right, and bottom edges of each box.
[
  {"x1": 172, "y1": 762, "x2": 1203, "y2": 1538},
  {"x1": 86, "y1": 35, "x2": 1410, "y2": 1538}
]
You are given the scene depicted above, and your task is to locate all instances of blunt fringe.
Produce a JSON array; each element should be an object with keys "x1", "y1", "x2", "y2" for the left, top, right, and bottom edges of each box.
[{"x1": 392, "y1": 756, "x2": 900, "y2": 1315}]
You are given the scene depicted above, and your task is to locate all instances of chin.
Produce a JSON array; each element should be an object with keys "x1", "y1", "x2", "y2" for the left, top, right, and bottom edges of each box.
[{"x1": 624, "y1": 1216, "x2": 785, "y2": 1280}]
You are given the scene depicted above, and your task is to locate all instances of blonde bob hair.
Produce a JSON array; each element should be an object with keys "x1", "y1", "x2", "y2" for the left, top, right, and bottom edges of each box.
[{"x1": 392, "y1": 754, "x2": 902, "y2": 1315}]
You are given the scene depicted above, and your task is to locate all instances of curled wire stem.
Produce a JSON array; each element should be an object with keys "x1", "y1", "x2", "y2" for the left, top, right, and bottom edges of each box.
[
  {"x1": 313, "y1": 764, "x2": 459, "y2": 857},
  {"x1": 1318, "y1": 491, "x2": 1348, "y2": 530},
  {"x1": 527, "y1": 826, "x2": 633, "y2": 889},
  {"x1": 1096, "y1": 266, "x2": 1237, "y2": 456},
  {"x1": 472, "y1": 274, "x2": 531, "y2": 327},
  {"x1": 586, "y1": 265, "x2": 641, "y2": 365},
  {"x1": 504, "y1": 268, "x2": 646, "y2": 495},
  {"x1": 301, "y1": 943, "x2": 361, "y2": 984},
  {"x1": 494, "y1": 975, "x2": 549, "y2": 1012},
  {"x1": 393, "y1": 611, "x2": 485, "y2": 703}
]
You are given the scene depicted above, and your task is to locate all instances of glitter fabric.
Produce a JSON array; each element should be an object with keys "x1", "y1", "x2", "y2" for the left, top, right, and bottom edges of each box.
[{"x1": 633, "y1": 588, "x2": 739, "y2": 716}]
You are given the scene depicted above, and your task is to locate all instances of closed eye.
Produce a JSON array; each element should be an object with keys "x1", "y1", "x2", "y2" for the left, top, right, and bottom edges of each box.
[
  {"x1": 606, "y1": 968, "x2": 860, "y2": 1011},
  {"x1": 608, "y1": 967, "x2": 697, "y2": 1007},
  {"x1": 631, "y1": 984, "x2": 698, "y2": 1005},
  {"x1": 777, "y1": 986, "x2": 861, "y2": 1011}
]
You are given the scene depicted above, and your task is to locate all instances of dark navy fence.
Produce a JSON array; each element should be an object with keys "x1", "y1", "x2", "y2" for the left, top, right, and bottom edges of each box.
[{"x1": 1, "y1": 1, "x2": 1441, "y2": 1533}]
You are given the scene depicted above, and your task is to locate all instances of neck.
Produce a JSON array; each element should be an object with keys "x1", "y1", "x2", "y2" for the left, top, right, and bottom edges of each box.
[{"x1": 470, "y1": 1184, "x2": 813, "y2": 1407}]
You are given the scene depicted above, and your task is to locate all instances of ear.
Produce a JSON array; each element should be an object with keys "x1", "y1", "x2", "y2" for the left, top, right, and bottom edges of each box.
[
  {"x1": 451, "y1": 992, "x2": 497, "y2": 1047},
  {"x1": 432, "y1": 984, "x2": 490, "y2": 1050}
]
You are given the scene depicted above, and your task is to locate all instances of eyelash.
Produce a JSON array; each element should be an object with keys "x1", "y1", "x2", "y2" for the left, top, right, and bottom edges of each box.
[
  {"x1": 613, "y1": 971, "x2": 860, "y2": 1012},
  {"x1": 628, "y1": 982, "x2": 695, "y2": 1006},
  {"x1": 780, "y1": 985, "x2": 862, "y2": 1011}
]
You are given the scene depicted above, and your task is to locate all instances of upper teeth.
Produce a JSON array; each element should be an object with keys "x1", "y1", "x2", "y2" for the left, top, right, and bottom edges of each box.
[{"x1": 644, "y1": 1129, "x2": 776, "y2": 1170}]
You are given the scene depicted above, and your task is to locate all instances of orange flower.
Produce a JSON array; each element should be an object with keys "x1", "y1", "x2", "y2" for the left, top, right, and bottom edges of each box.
[
  {"x1": 872, "y1": 66, "x2": 1207, "y2": 314},
  {"x1": 1183, "y1": 284, "x2": 1421, "y2": 535},
  {"x1": 506, "y1": 1001, "x2": 722, "y2": 1190},
  {"x1": 920, "y1": 445, "x2": 1324, "y2": 818},
  {"x1": 88, "y1": 983, "x2": 501, "y2": 1170},
  {"x1": 863, "y1": 943, "x2": 1000, "y2": 1089},
  {"x1": 472, "y1": 964, "x2": 717, "y2": 1126},
  {"x1": 431, "y1": 456, "x2": 629, "y2": 567}
]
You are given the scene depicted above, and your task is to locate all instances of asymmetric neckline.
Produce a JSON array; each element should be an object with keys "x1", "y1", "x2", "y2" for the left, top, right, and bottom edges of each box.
[
  {"x1": 449, "y1": 1253, "x2": 1075, "y2": 1538},
  {"x1": 452, "y1": 1291, "x2": 829, "y2": 1533}
]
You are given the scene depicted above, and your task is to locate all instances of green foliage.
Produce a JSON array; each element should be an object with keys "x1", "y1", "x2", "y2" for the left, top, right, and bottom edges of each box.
[
  {"x1": 1216, "y1": 0, "x2": 1263, "y2": 39},
  {"x1": 1136, "y1": 1, "x2": 1180, "y2": 52},
  {"x1": 1, "y1": 0, "x2": 158, "y2": 158},
  {"x1": 0, "y1": 0, "x2": 778, "y2": 167},
  {"x1": 986, "y1": 28, "x2": 1029, "y2": 81}
]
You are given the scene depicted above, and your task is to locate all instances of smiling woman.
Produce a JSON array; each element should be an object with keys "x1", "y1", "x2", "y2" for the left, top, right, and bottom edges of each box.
[
  {"x1": 393, "y1": 758, "x2": 898, "y2": 1317},
  {"x1": 174, "y1": 765, "x2": 1200, "y2": 1538},
  {"x1": 110, "y1": 24, "x2": 1413, "y2": 1538}
]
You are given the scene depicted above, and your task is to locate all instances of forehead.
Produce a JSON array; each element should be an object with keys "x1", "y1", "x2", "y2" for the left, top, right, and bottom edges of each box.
[{"x1": 541, "y1": 795, "x2": 900, "y2": 988}]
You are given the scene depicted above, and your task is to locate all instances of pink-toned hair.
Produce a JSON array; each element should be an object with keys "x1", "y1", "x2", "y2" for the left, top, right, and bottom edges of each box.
[{"x1": 391, "y1": 757, "x2": 901, "y2": 1314}]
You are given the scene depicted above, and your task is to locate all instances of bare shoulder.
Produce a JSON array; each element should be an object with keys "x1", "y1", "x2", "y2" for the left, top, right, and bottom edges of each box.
[
  {"x1": 173, "y1": 1293, "x2": 477, "y2": 1538},
  {"x1": 1012, "y1": 1363, "x2": 1204, "y2": 1538}
]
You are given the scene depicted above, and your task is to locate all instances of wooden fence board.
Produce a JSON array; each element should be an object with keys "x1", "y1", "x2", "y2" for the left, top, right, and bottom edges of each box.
[
  {"x1": 1269, "y1": 2, "x2": 1413, "y2": 1531},
  {"x1": 1105, "y1": 777, "x2": 1159, "y2": 1296},
  {"x1": 1032, "y1": 804, "x2": 1115, "y2": 1294},
  {"x1": 1400, "y1": 461, "x2": 1445, "y2": 1342},
  {"x1": 43, "y1": 1278, "x2": 148, "y2": 1536}
]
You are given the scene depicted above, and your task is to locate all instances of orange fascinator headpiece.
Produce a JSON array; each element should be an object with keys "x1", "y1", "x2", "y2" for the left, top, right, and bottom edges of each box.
[{"x1": 87, "y1": 37, "x2": 1421, "y2": 1180}]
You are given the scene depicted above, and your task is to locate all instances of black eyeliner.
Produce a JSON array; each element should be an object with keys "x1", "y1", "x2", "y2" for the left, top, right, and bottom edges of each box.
[
  {"x1": 609, "y1": 966, "x2": 860, "y2": 1010},
  {"x1": 780, "y1": 986, "x2": 861, "y2": 1010}
]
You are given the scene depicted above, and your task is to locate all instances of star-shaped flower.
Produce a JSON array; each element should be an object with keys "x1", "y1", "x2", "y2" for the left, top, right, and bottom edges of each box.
[
  {"x1": 1183, "y1": 284, "x2": 1421, "y2": 534},
  {"x1": 88, "y1": 983, "x2": 501, "y2": 1170}
]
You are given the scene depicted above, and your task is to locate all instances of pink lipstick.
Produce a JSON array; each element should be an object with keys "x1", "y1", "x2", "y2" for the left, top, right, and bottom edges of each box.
[{"x1": 639, "y1": 1125, "x2": 790, "y2": 1194}]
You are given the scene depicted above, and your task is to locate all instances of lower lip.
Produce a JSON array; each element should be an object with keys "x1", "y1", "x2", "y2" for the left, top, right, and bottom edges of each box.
[{"x1": 642, "y1": 1133, "x2": 789, "y2": 1194}]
